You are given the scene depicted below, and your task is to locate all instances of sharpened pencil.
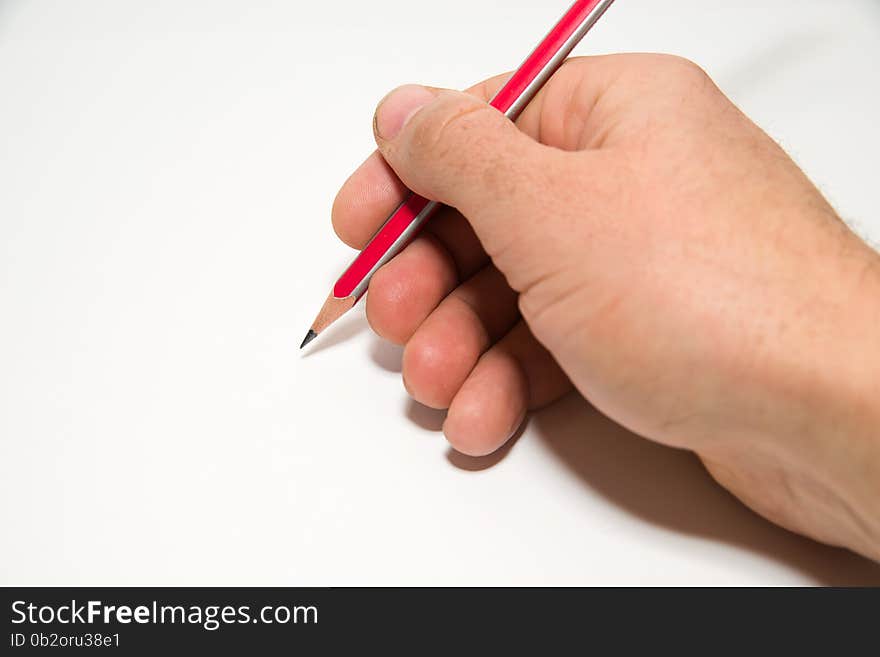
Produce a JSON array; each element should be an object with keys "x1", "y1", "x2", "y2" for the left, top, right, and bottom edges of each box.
[{"x1": 302, "y1": 0, "x2": 616, "y2": 348}]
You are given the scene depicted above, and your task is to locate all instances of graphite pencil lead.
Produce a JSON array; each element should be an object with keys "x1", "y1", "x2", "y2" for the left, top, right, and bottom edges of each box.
[
  {"x1": 300, "y1": 294, "x2": 357, "y2": 351},
  {"x1": 300, "y1": 329, "x2": 318, "y2": 350}
]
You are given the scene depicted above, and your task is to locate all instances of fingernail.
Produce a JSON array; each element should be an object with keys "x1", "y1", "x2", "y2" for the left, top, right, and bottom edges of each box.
[{"x1": 375, "y1": 85, "x2": 436, "y2": 140}]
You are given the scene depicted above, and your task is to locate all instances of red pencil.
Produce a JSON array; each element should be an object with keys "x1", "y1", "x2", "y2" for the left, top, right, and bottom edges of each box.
[{"x1": 301, "y1": 0, "x2": 617, "y2": 349}]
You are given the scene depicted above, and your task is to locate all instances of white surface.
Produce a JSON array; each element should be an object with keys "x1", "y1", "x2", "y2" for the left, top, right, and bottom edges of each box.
[{"x1": 2, "y1": 0, "x2": 880, "y2": 585}]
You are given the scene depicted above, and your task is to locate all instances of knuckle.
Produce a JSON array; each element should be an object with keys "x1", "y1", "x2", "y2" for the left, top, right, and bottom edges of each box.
[
  {"x1": 408, "y1": 95, "x2": 528, "y2": 201},
  {"x1": 655, "y1": 54, "x2": 712, "y2": 87},
  {"x1": 409, "y1": 96, "x2": 501, "y2": 163}
]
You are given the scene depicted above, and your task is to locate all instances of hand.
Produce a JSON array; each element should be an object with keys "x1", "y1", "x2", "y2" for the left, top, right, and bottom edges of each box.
[{"x1": 331, "y1": 54, "x2": 880, "y2": 561}]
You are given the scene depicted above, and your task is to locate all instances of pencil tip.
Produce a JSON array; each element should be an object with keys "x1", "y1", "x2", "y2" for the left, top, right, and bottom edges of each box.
[
  {"x1": 302, "y1": 294, "x2": 355, "y2": 351},
  {"x1": 300, "y1": 329, "x2": 317, "y2": 350}
]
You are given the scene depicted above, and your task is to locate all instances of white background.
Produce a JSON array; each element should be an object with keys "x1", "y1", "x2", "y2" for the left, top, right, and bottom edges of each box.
[{"x1": 2, "y1": 0, "x2": 880, "y2": 585}]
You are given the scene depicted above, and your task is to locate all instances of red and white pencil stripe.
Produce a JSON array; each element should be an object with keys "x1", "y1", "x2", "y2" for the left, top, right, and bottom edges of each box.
[{"x1": 302, "y1": 0, "x2": 616, "y2": 349}]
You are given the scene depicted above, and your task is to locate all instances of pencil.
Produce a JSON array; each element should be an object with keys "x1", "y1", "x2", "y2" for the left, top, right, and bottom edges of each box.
[{"x1": 301, "y1": 0, "x2": 617, "y2": 349}]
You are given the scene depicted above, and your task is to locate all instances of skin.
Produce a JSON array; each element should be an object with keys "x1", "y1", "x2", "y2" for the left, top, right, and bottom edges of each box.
[{"x1": 331, "y1": 55, "x2": 880, "y2": 561}]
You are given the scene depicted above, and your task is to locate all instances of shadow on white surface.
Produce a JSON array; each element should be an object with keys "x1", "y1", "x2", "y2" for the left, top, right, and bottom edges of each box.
[
  {"x1": 530, "y1": 394, "x2": 880, "y2": 586},
  {"x1": 368, "y1": 337, "x2": 880, "y2": 584},
  {"x1": 371, "y1": 338, "x2": 404, "y2": 373},
  {"x1": 371, "y1": 335, "x2": 524, "y2": 470},
  {"x1": 300, "y1": 310, "x2": 370, "y2": 357},
  {"x1": 405, "y1": 398, "x2": 444, "y2": 432}
]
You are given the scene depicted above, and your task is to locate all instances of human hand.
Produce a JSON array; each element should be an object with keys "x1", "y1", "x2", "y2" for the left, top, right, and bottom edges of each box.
[{"x1": 331, "y1": 54, "x2": 880, "y2": 560}]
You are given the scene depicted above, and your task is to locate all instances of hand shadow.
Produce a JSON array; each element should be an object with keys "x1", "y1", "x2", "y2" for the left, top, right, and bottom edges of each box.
[
  {"x1": 370, "y1": 335, "x2": 880, "y2": 584},
  {"x1": 370, "y1": 337, "x2": 522, "y2": 470},
  {"x1": 531, "y1": 393, "x2": 880, "y2": 586}
]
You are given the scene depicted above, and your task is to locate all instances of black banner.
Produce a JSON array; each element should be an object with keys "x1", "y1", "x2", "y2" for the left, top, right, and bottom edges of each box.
[{"x1": 1, "y1": 587, "x2": 877, "y2": 653}]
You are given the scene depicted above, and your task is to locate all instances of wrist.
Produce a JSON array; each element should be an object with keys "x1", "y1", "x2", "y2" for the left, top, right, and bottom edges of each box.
[
  {"x1": 834, "y1": 251, "x2": 880, "y2": 558},
  {"x1": 789, "y1": 244, "x2": 880, "y2": 560},
  {"x1": 709, "y1": 229, "x2": 880, "y2": 561}
]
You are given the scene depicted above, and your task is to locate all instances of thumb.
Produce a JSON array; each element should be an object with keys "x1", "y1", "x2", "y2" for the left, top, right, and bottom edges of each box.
[{"x1": 372, "y1": 84, "x2": 562, "y2": 268}]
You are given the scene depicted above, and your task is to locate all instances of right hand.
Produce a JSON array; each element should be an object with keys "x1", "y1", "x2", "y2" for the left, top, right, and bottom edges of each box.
[{"x1": 332, "y1": 54, "x2": 880, "y2": 561}]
